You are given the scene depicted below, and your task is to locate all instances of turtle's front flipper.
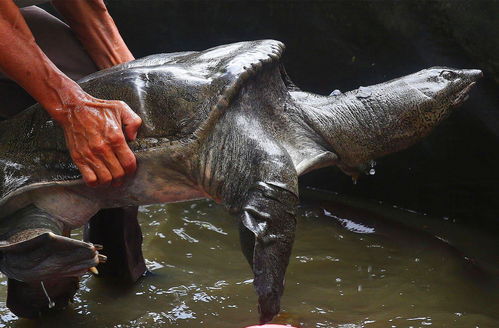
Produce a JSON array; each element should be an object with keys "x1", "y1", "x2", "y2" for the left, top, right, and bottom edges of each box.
[
  {"x1": 0, "y1": 205, "x2": 99, "y2": 282},
  {"x1": 198, "y1": 104, "x2": 299, "y2": 322},
  {"x1": 238, "y1": 181, "x2": 298, "y2": 323}
]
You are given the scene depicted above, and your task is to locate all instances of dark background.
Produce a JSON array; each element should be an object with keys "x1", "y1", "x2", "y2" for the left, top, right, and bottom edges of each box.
[{"x1": 48, "y1": 1, "x2": 499, "y2": 226}]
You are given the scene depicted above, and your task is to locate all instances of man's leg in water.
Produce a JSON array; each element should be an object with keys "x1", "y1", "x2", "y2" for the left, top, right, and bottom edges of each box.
[
  {"x1": 0, "y1": 6, "x2": 146, "y2": 317},
  {"x1": 85, "y1": 207, "x2": 147, "y2": 281}
]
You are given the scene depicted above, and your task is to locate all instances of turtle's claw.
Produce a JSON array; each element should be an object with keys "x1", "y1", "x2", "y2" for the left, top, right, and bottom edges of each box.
[
  {"x1": 98, "y1": 254, "x2": 107, "y2": 263},
  {"x1": 93, "y1": 244, "x2": 104, "y2": 251}
]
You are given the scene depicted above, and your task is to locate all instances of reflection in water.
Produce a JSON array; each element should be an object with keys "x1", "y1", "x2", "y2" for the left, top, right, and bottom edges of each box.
[
  {"x1": 0, "y1": 191, "x2": 498, "y2": 327},
  {"x1": 323, "y1": 209, "x2": 375, "y2": 234}
]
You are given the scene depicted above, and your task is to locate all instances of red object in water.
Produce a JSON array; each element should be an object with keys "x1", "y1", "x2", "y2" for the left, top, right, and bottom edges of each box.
[{"x1": 245, "y1": 325, "x2": 297, "y2": 328}]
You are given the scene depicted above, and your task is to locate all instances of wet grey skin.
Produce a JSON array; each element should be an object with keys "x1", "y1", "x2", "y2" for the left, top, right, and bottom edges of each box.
[{"x1": 0, "y1": 40, "x2": 481, "y2": 322}]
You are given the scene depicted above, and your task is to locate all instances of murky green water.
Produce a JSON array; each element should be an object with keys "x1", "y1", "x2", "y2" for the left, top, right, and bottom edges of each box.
[{"x1": 1, "y1": 189, "x2": 498, "y2": 327}]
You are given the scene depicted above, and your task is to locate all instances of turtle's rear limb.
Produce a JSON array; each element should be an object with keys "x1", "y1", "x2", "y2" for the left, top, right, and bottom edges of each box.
[
  {"x1": 7, "y1": 277, "x2": 78, "y2": 318},
  {"x1": 0, "y1": 205, "x2": 99, "y2": 318}
]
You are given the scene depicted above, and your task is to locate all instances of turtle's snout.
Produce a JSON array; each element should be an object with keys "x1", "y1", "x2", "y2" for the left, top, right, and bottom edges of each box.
[
  {"x1": 463, "y1": 69, "x2": 483, "y2": 82},
  {"x1": 450, "y1": 69, "x2": 482, "y2": 107}
]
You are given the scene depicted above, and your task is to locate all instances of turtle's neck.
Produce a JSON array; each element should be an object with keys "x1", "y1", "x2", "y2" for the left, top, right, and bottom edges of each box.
[
  {"x1": 276, "y1": 94, "x2": 340, "y2": 176},
  {"x1": 286, "y1": 89, "x2": 371, "y2": 177}
]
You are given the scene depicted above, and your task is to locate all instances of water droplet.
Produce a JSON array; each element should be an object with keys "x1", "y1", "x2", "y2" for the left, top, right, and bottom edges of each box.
[
  {"x1": 329, "y1": 89, "x2": 342, "y2": 96},
  {"x1": 365, "y1": 160, "x2": 377, "y2": 175}
]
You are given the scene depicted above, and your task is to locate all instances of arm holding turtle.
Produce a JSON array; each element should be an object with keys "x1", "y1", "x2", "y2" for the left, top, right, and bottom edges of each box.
[
  {"x1": 51, "y1": 0, "x2": 134, "y2": 70},
  {"x1": 0, "y1": 0, "x2": 140, "y2": 281},
  {"x1": 0, "y1": 0, "x2": 142, "y2": 187}
]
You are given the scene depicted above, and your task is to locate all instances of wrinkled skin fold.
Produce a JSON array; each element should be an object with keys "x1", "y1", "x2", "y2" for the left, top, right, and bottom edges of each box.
[{"x1": 0, "y1": 40, "x2": 482, "y2": 322}]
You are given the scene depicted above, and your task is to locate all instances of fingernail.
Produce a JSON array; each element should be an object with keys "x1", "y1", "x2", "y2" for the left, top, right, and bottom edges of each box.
[
  {"x1": 89, "y1": 267, "x2": 99, "y2": 275},
  {"x1": 94, "y1": 244, "x2": 104, "y2": 251}
]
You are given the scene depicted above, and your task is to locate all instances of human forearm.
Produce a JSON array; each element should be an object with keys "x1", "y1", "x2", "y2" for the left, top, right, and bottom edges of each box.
[
  {"x1": 0, "y1": 0, "x2": 82, "y2": 117},
  {"x1": 52, "y1": 0, "x2": 134, "y2": 69},
  {"x1": 0, "y1": 0, "x2": 142, "y2": 187}
]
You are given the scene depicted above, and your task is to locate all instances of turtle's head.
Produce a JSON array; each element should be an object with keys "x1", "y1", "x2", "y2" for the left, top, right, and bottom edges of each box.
[
  {"x1": 406, "y1": 67, "x2": 482, "y2": 113},
  {"x1": 308, "y1": 67, "x2": 482, "y2": 178}
]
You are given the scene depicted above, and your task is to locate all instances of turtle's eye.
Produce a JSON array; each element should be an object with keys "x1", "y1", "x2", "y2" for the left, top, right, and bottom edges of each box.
[{"x1": 440, "y1": 70, "x2": 458, "y2": 80}]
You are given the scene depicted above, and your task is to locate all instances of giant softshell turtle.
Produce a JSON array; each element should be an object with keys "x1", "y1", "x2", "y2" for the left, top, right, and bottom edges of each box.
[{"x1": 0, "y1": 40, "x2": 481, "y2": 322}]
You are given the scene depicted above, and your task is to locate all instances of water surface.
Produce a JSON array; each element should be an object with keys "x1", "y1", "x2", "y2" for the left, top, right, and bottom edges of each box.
[{"x1": 0, "y1": 189, "x2": 497, "y2": 327}]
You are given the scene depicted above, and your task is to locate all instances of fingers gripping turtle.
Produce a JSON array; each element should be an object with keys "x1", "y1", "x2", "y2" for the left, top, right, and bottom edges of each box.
[
  {"x1": 0, "y1": 205, "x2": 100, "y2": 282},
  {"x1": 238, "y1": 181, "x2": 298, "y2": 323}
]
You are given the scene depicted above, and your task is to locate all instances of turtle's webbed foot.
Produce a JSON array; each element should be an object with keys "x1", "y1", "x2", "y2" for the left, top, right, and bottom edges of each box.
[{"x1": 0, "y1": 205, "x2": 99, "y2": 282}]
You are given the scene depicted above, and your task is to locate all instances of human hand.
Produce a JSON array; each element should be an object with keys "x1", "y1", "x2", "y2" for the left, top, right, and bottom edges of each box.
[{"x1": 52, "y1": 90, "x2": 142, "y2": 187}]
